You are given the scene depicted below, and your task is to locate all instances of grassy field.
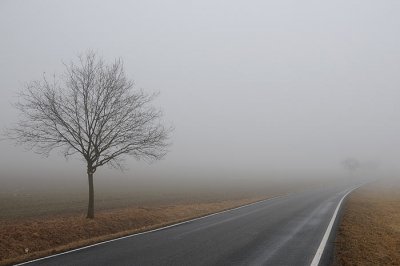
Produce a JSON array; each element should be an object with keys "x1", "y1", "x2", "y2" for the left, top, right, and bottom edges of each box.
[
  {"x1": 0, "y1": 178, "x2": 271, "y2": 220},
  {"x1": 0, "y1": 175, "x2": 300, "y2": 265},
  {"x1": 0, "y1": 195, "x2": 268, "y2": 266},
  {"x1": 0, "y1": 174, "x2": 345, "y2": 265},
  {"x1": 334, "y1": 177, "x2": 400, "y2": 265},
  {"x1": 0, "y1": 175, "x2": 332, "y2": 219}
]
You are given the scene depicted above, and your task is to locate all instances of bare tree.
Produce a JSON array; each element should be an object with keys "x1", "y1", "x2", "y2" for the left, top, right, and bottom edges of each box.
[
  {"x1": 5, "y1": 52, "x2": 171, "y2": 218},
  {"x1": 341, "y1": 158, "x2": 360, "y2": 174}
]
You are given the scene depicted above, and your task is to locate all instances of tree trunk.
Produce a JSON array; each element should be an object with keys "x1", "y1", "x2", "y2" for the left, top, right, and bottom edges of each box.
[{"x1": 87, "y1": 172, "x2": 95, "y2": 219}]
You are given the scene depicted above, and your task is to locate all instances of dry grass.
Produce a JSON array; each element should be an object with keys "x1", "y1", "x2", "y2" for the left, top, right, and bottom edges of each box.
[
  {"x1": 0, "y1": 196, "x2": 267, "y2": 266},
  {"x1": 334, "y1": 178, "x2": 400, "y2": 266},
  {"x1": 0, "y1": 175, "x2": 345, "y2": 265}
]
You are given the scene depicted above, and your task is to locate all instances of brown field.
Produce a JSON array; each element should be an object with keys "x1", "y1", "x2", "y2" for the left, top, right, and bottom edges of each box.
[
  {"x1": 0, "y1": 174, "x2": 344, "y2": 266},
  {"x1": 334, "y1": 178, "x2": 400, "y2": 266},
  {"x1": 0, "y1": 195, "x2": 267, "y2": 266},
  {"x1": 1, "y1": 174, "x2": 296, "y2": 266}
]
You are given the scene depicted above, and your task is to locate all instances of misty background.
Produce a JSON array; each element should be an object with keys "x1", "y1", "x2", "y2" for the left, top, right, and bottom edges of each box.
[{"x1": 0, "y1": 0, "x2": 399, "y2": 192}]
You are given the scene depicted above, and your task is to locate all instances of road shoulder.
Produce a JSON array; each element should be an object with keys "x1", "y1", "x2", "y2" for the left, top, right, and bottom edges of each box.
[{"x1": 333, "y1": 178, "x2": 400, "y2": 265}]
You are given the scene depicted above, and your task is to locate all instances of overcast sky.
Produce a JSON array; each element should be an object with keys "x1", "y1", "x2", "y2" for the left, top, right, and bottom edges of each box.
[{"x1": 1, "y1": 0, "x2": 399, "y2": 182}]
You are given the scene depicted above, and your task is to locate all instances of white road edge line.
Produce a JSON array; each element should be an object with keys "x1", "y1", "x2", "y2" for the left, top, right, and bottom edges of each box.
[
  {"x1": 310, "y1": 185, "x2": 363, "y2": 266},
  {"x1": 15, "y1": 195, "x2": 285, "y2": 266}
]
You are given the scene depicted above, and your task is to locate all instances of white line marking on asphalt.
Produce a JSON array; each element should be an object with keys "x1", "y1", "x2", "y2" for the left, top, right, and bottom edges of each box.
[
  {"x1": 310, "y1": 185, "x2": 362, "y2": 266},
  {"x1": 15, "y1": 195, "x2": 284, "y2": 266}
]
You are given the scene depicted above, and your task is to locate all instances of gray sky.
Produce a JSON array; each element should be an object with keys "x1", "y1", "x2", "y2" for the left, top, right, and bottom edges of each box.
[{"x1": 1, "y1": 0, "x2": 399, "y2": 181}]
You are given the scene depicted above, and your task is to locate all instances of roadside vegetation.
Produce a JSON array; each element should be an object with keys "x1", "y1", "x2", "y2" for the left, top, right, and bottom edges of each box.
[
  {"x1": 334, "y1": 177, "x2": 400, "y2": 265},
  {"x1": 0, "y1": 194, "x2": 266, "y2": 266},
  {"x1": 5, "y1": 52, "x2": 172, "y2": 219},
  {"x1": 0, "y1": 175, "x2": 337, "y2": 265}
]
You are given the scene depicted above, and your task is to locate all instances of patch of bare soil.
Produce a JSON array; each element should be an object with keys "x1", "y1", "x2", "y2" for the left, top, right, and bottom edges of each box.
[
  {"x1": 0, "y1": 196, "x2": 266, "y2": 266},
  {"x1": 334, "y1": 178, "x2": 400, "y2": 266}
]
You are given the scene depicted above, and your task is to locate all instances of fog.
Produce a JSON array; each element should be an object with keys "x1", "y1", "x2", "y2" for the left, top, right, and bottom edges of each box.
[{"x1": 1, "y1": 0, "x2": 399, "y2": 189}]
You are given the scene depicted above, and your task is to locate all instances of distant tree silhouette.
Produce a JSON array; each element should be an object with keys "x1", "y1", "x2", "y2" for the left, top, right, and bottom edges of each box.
[
  {"x1": 341, "y1": 158, "x2": 360, "y2": 174},
  {"x1": 6, "y1": 51, "x2": 172, "y2": 218}
]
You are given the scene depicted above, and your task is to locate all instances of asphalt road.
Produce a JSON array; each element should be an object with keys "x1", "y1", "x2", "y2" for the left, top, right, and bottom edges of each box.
[{"x1": 21, "y1": 182, "x2": 361, "y2": 266}]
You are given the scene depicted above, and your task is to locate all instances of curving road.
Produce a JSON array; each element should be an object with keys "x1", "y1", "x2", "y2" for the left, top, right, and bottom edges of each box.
[{"x1": 20, "y1": 182, "x2": 363, "y2": 266}]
